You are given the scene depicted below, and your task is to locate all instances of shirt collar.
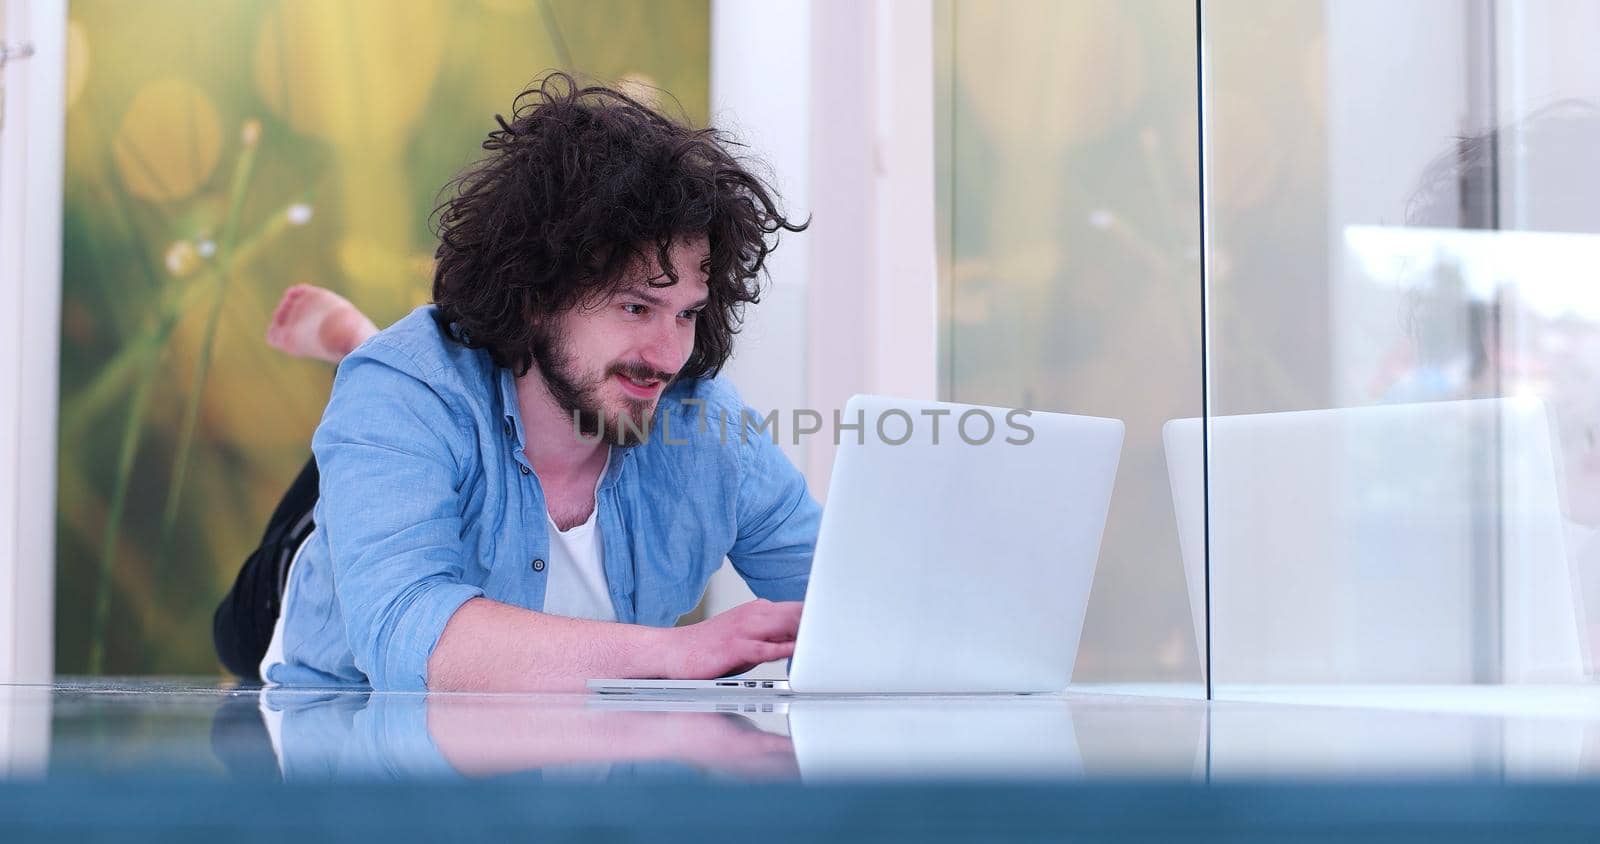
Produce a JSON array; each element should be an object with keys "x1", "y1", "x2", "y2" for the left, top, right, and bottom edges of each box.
[{"x1": 498, "y1": 365, "x2": 528, "y2": 455}]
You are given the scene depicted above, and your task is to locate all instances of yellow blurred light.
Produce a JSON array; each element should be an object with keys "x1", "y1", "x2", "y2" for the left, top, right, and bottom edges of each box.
[
  {"x1": 112, "y1": 79, "x2": 223, "y2": 202},
  {"x1": 164, "y1": 241, "x2": 201, "y2": 277},
  {"x1": 66, "y1": 19, "x2": 89, "y2": 109}
]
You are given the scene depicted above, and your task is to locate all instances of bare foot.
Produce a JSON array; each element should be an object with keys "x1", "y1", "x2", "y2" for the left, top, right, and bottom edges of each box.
[{"x1": 265, "y1": 284, "x2": 379, "y2": 364}]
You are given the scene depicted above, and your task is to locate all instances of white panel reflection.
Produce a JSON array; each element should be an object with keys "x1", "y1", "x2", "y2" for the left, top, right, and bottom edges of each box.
[
  {"x1": 1208, "y1": 700, "x2": 1600, "y2": 781},
  {"x1": 1208, "y1": 704, "x2": 1503, "y2": 780},
  {"x1": 1337, "y1": 225, "x2": 1600, "y2": 674},
  {"x1": 1166, "y1": 398, "x2": 1589, "y2": 685},
  {"x1": 1342, "y1": 226, "x2": 1600, "y2": 323},
  {"x1": 0, "y1": 685, "x2": 50, "y2": 779},
  {"x1": 787, "y1": 698, "x2": 1082, "y2": 781}
]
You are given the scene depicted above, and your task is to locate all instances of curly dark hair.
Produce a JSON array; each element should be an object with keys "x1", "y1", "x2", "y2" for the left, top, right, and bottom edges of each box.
[
  {"x1": 1406, "y1": 99, "x2": 1600, "y2": 231},
  {"x1": 1401, "y1": 101, "x2": 1600, "y2": 372},
  {"x1": 430, "y1": 71, "x2": 806, "y2": 379}
]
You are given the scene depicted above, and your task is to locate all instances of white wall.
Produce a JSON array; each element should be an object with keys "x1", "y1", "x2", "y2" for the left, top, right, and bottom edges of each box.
[
  {"x1": 705, "y1": 0, "x2": 938, "y2": 616},
  {"x1": 706, "y1": 0, "x2": 814, "y2": 616},
  {"x1": 805, "y1": 0, "x2": 939, "y2": 491},
  {"x1": 1324, "y1": 0, "x2": 1475, "y2": 411},
  {"x1": 710, "y1": 0, "x2": 814, "y2": 480},
  {"x1": 1497, "y1": 0, "x2": 1600, "y2": 117},
  {"x1": 1495, "y1": 0, "x2": 1600, "y2": 230},
  {"x1": 0, "y1": 0, "x2": 64, "y2": 685},
  {"x1": 1323, "y1": 0, "x2": 1473, "y2": 233}
]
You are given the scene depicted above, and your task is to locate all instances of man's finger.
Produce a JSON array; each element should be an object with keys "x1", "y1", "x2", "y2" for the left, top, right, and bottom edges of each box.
[
  {"x1": 741, "y1": 611, "x2": 802, "y2": 640},
  {"x1": 744, "y1": 640, "x2": 795, "y2": 664}
]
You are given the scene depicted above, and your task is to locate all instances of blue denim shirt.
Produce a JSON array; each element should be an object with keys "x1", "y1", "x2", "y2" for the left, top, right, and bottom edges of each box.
[{"x1": 266, "y1": 306, "x2": 819, "y2": 690}]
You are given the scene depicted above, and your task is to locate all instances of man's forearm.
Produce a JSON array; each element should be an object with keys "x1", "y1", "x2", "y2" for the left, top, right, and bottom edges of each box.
[{"x1": 425, "y1": 597, "x2": 672, "y2": 692}]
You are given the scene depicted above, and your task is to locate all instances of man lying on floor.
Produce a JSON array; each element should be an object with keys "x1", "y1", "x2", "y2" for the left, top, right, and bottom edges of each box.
[{"x1": 213, "y1": 72, "x2": 818, "y2": 692}]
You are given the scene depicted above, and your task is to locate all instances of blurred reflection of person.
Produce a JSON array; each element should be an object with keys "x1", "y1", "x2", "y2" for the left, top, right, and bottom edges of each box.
[
  {"x1": 213, "y1": 72, "x2": 818, "y2": 692},
  {"x1": 210, "y1": 690, "x2": 796, "y2": 783},
  {"x1": 1380, "y1": 101, "x2": 1600, "y2": 662}
]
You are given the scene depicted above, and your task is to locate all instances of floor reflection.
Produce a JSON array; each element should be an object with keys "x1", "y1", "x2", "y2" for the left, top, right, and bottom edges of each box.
[
  {"x1": 6, "y1": 680, "x2": 1600, "y2": 784},
  {"x1": 263, "y1": 690, "x2": 799, "y2": 782},
  {"x1": 255, "y1": 691, "x2": 1108, "y2": 783}
]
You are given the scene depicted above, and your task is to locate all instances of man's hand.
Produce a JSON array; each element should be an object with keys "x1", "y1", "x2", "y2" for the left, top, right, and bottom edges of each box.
[
  {"x1": 427, "y1": 597, "x2": 803, "y2": 692},
  {"x1": 659, "y1": 599, "x2": 803, "y2": 679}
]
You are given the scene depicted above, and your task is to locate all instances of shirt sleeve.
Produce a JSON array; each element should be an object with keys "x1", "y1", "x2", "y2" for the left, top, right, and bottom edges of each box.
[
  {"x1": 311, "y1": 344, "x2": 485, "y2": 691},
  {"x1": 726, "y1": 401, "x2": 821, "y2": 601}
]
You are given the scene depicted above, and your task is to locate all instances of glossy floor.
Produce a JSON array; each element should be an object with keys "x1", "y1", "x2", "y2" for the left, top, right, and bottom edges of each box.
[{"x1": 3, "y1": 679, "x2": 1599, "y2": 784}]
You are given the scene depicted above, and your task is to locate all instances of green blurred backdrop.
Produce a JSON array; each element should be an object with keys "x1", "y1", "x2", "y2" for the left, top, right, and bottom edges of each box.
[{"x1": 57, "y1": 0, "x2": 710, "y2": 676}]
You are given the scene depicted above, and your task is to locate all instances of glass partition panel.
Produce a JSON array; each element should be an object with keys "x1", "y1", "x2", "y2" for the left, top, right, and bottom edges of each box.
[
  {"x1": 938, "y1": 0, "x2": 1204, "y2": 691},
  {"x1": 1200, "y1": 0, "x2": 1600, "y2": 692}
]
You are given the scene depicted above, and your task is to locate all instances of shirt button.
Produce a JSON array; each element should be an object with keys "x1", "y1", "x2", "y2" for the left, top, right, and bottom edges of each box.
[
  {"x1": 520, "y1": 464, "x2": 531, "y2": 475},
  {"x1": 503, "y1": 418, "x2": 512, "y2": 437},
  {"x1": 531, "y1": 558, "x2": 546, "y2": 572}
]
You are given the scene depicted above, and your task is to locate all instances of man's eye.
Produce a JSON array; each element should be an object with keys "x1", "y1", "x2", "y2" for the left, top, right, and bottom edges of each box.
[
  {"x1": 679, "y1": 309, "x2": 703, "y2": 321},
  {"x1": 622, "y1": 303, "x2": 647, "y2": 316}
]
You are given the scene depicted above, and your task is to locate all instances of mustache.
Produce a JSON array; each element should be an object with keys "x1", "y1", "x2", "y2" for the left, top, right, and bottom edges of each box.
[{"x1": 606, "y1": 360, "x2": 676, "y2": 385}]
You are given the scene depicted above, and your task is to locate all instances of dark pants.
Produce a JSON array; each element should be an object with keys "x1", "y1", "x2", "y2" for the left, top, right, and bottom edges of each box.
[{"x1": 213, "y1": 457, "x2": 320, "y2": 681}]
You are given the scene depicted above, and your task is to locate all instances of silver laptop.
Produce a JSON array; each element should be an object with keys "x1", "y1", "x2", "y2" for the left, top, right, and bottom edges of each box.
[{"x1": 590, "y1": 393, "x2": 1124, "y2": 695}]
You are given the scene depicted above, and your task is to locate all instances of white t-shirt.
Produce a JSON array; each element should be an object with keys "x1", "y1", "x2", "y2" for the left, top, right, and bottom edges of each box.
[
  {"x1": 541, "y1": 511, "x2": 615, "y2": 621},
  {"x1": 540, "y1": 451, "x2": 616, "y2": 622},
  {"x1": 259, "y1": 528, "x2": 314, "y2": 684}
]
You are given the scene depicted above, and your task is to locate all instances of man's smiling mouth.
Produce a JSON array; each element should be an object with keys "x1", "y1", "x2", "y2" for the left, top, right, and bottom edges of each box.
[{"x1": 615, "y1": 373, "x2": 663, "y2": 397}]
